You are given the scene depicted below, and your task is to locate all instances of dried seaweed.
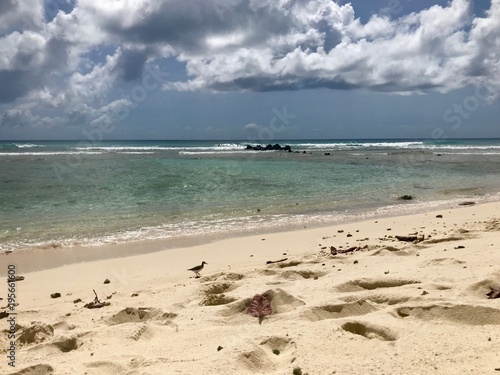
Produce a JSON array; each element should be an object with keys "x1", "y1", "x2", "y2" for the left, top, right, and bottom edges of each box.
[
  {"x1": 330, "y1": 246, "x2": 360, "y2": 255},
  {"x1": 247, "y1": 293, "x2": 272, "y2": 324},
  {"x1": 84, "y1": 290, "x2": 110, "y2": 309},
  {"x1": 486, "y1": 287, "x2": 500, "y2": 299}
]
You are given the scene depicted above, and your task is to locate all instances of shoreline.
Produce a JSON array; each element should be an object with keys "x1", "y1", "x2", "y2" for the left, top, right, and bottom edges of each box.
[
  {"x1": 1, "y1": 200, "x2": 499, "y2": 374},
  {"x1": 2, "y1": 197, "x2": 499, "y2": 275}
]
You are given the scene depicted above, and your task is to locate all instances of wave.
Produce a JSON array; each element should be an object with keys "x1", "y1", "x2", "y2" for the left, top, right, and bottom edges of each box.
[
  {"x1": 0, "y1": 151, "x2": 104, "y2": 156},
  {"x1": 291, "y1": 141, "x2": 426, "y2": 149}
]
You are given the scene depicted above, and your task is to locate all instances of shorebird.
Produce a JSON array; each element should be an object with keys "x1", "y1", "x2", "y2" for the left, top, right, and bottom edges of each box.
[{"x1": 188, "y1": 261, "x2": 207, "y2": 278}]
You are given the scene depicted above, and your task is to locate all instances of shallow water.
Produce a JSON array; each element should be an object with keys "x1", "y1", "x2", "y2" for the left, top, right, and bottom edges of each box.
[{"x1": 1, "y1": 139, "x2": 500, "y2": 253}]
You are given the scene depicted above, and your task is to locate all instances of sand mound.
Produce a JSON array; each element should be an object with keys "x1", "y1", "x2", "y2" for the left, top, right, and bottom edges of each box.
[
  {"x1": 466, "y1": 275, "x2": 500, "y2": 298},
  {"x1": 107, "y1": 307, "x2": 177, "y2": 325},
  {"x1": 371, "y1": 246, "x2": 414, "y2": 256},
  {"x1": 394, "y1": 304, "x2": 500, "y2": 325},
  {"x1": 335, "y1": 278, "x2": 420, "y2": 292},
  {"x1": 52, "y1": 334, "x2": 79, "y2": 352},
  {"x1": 8, "y1": 364, "x2": 54, "y2": 375},
  {"x1": 341, "y1": 294, "x2": 412, "y2": 306},
  {"x1": 220, "y1": 288, "x2": 304, "y2": 317},
  {"x1": 237, "y1": 337, "x2": 297, "y2": 372},
  {"x1": 424, "y1": 258, "x2": 466, "y2": 266},
  {"x1": 17, "y1": 323, "x2": 54, "y2": 346}
]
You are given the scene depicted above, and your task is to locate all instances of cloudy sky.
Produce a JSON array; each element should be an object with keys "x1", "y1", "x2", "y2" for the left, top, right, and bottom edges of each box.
[{"x1": 0, "y1": 0, "x2": 499, "y2": 140}]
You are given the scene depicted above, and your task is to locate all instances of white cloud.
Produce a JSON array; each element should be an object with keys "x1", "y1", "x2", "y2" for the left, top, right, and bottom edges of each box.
[
  {"x1": 0, "y1": 0, "x2": 499, "y2": 129},
  {"x1": 244, "y1": 122, "x2": 261, "y2": 130}
]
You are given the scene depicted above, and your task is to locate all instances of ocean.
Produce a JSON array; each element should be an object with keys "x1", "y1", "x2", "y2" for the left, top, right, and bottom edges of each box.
[{"x1": 1, "y1": 138, "x2": 500, "y2": 254}]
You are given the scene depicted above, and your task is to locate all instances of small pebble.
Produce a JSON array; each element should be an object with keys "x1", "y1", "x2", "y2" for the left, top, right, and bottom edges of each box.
[
  {"x1": 353, "y1": 260, "x2": 358, "y2": 264},
  {"x1": 51, "y1": 293, "x2": 61, "y2": 299},
  {"x1": 103, "y1": 279, "x2": 111, "y2": 284}
]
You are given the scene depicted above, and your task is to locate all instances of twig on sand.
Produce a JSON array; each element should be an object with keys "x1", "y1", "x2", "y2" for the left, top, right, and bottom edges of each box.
[
  {"x1": 330, "y1": 246, "x2": 359, "y2": 256},
  {"x1": 266, "y1": 258, "x2": 288, "y2": 264},
  {"x1": 84, "y1": 289, "x2": 111, "y2": 309}
]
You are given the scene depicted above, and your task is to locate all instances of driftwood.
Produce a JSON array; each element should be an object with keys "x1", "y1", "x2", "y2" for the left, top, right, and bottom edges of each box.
[
  {"x1": 486, "y1": 287, "x2": 500, "y2": 299},
  {"x1": 395, "y1": 234, "x2": 425, "y2": 243},
  {"x1": 247, "y1": 293, "x2": 272, "y2": 324},
  {"x1": 266, "y1": 258, "x2": 288, "y2": 264},
  {"x1": 84, "y1": 290, "x2": 111, "y2": 309},
  {"x1": 330, "y1": 246, "x2": 359, "y2": 255}
]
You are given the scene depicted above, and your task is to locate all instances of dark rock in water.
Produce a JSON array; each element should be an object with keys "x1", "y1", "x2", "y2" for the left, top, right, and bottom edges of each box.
[
  {"x1": 245, "y1": 143, "x2": 292, "y2": 152},
  {"x1": 459, "y1": 201, "x2": 475, "y2": 206},
  {"x1": 51, "y1": 293, "x2": 61, "y2": 299},
  {"x1": 398, "y1": 195, "x2": 414, "y2": 200},
  {"x1": 324, "y1": 152, "x2": 331, "y2": 155}
]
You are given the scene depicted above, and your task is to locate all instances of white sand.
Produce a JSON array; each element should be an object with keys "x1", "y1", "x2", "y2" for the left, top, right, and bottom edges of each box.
[{"x1": 1, "y1": 202, "x2": 500, "y2": 374}]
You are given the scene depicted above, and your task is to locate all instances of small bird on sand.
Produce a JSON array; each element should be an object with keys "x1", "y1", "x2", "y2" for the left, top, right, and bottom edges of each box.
[{"x1": 188, "y1": 261, "x2": 207, "y2": 278}]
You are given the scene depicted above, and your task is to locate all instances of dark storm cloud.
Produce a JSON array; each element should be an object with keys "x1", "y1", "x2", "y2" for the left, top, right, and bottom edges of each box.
[
  {"x1": 112, "y1": 48, "x2": 150, "y2": 82},
  {"x1": 0, "y1": 70, "x2": 42, "y2": 103}
]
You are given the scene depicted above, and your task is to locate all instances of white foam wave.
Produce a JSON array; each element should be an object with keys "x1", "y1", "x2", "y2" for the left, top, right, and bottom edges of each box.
[
  {"x1": 0, "y1": 151, "x2": 104, "y2": 156},
  {"x1": 14, "y1": 143, "x2": 45, "y2": 148},
  {"x1": 290, "y1": 141, "x2": 425, "y2": 149}
]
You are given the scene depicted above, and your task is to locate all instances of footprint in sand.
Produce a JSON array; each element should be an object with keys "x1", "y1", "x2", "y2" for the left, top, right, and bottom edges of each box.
[
  {"x1": 340, "y1": 294, "x2": 412, "y2": 306},
  {"x1": 17, "y1": 322, "x2": 54, "y2": 347},
  {"x1": 200, "y1": 281, "x2": 240, "y2": 306},
  {"x1": 279, "y1": 269, "x2": 326, "y2": 280},
  {"x1": 84, "y1": 360, "x2": 128, "y2": 375},
  {"x1": 303, "y1": 300, "x2": 378, "y2": 321},
  {"x1": 107, "y1": 307, "x2": 177, "y2": 325},
  {"x1": 201, "y1": 272, "x2": 244, "y2": 282},
  {"x1": 393, "y1": 304, "x2": 500, "y2": 325},
  {"x1": 129, "y1": 324, "x2": 156, "y2": 341},
  {"x1": 334, "y1": 278, "x2": 420, "y2": 293},
  {"x1": 341, "y1": 321, "x2": 398, "y2": 341},
  {"x1": 238, "y1": 336, "x2": 297, "y2": 372}
]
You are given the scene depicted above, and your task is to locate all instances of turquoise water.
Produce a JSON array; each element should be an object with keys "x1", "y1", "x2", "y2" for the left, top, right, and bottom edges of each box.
[{"x1": 1, "y1": 139, "x2": 500, "y2": 253}]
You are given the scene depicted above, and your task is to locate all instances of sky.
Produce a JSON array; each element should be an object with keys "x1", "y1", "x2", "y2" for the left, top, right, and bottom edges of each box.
[{"x1": 0, "y1": 0, "x2": 499, "y2": 140}]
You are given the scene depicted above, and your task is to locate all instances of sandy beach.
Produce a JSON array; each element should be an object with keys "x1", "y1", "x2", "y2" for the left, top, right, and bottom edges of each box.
[{"x1": 1, "y1": 201, "x2": 500, "y2": 374}]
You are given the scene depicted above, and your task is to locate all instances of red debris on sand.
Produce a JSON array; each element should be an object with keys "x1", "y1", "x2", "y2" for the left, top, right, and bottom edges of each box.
[{"x1": 247, "y1": 293, "x2": 272, "y2": 323}]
